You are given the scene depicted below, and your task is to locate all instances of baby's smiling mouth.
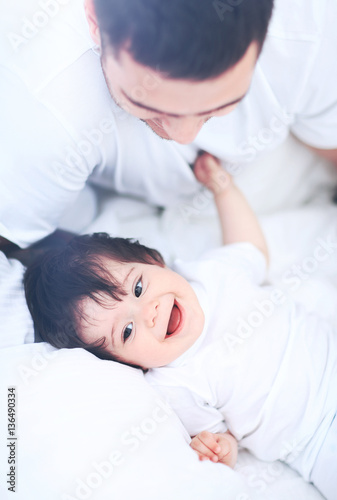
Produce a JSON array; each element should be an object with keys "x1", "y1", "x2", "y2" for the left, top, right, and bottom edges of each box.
[{"x1": 165, "y1": 301, "x2": 182, "y2": 338}]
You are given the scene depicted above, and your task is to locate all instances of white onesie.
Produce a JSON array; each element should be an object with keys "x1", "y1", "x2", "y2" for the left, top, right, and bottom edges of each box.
[{"x1": 145, "y1": 243, "x2": 337, "y2": 482}]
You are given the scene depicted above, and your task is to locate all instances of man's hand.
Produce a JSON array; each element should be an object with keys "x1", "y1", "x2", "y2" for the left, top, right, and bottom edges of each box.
[{"x1": 190, "y1": 430, "x2": 238, "y2": 468}]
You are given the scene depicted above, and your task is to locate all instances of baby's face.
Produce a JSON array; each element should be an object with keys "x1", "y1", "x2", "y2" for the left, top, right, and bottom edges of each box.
[{"x1": 80, "y1": 258, "x2": 205, "y2": 369}]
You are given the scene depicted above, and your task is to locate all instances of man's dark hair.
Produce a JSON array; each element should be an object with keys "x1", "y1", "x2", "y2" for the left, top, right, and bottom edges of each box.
[
  {"x1": 94, "y1": 0, "x2": 274, "y2": 80},
  {"x1": 24, "y1": 233, "x2": 165, "y2": 366}
]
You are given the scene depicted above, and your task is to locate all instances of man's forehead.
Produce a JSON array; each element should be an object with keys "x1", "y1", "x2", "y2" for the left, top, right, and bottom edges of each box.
[
  {"x1": 120, "y1": 88, "x2": 248, "y2": 118},
  {"x1": 103, "y1": 42, "x2": 259, "y2": 116}
]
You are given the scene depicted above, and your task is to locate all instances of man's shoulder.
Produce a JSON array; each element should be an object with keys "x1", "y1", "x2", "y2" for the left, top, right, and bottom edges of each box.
[
  {"x1": 257, "y1": 0, "x2": 329, "y2": 109},
  {"x1": 0, "y1": 0, "x2": 94, "y2": 92},
  {"x1": 268, "y1": 0, "x2": 327, "y2": 40}
]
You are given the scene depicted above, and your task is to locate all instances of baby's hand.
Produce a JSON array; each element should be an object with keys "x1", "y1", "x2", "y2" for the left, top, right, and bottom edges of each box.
[
  {"x1": 193, "y1": 152, "x2": 232, "y2": 196},
  {"x1": 190, "y1": 430, "x2": 238, "y2": 468}
]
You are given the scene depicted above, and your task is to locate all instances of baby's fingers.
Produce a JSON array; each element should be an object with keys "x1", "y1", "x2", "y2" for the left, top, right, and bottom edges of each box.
[
  {"x1": 193, "y1": 153, "x2": 231, "y2": 194},
  {"x1": 190, "y1": 431, "x2": 222, "y2": 462},
  {"x1": 193, "y1": 153, "x2": 220, "y2": 183}
]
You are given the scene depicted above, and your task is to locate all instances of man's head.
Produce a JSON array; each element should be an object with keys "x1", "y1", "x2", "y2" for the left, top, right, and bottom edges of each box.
[
  {"x1": 85, "y1": 0, "x2": 274, "y2": 144},
  {"x1": 24, "y1": 234, "x2": 204, "y2": 370}
]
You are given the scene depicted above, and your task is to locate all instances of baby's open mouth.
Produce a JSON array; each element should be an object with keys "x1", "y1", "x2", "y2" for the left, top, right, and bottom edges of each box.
[{"x1": 165, "y1": 302, "x2": 182, "y2": 338}]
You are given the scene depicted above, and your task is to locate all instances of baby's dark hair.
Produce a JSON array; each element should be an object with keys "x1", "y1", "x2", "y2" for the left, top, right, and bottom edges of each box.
[{"x1": 24, "y1": 233, "x2": 165, "y2": 365}]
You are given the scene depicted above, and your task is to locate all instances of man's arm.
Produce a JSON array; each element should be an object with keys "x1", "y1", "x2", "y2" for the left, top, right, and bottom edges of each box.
[
  {"x1": 193, "y1": 153, "x2": 269, "y2": 264},
  {"x1": 307, "y1": 146, "x2": 337, "y2": 168}
]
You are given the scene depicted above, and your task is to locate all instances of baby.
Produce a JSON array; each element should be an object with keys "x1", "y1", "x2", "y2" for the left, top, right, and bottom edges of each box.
[{"x1": 24, "y1": 154, "x2": 337, "y2": 499}]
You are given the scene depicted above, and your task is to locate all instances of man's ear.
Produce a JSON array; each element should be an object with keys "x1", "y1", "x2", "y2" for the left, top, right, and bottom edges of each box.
[{"x1": 84, "y1": 0, "x2": 101, "y2": 47}]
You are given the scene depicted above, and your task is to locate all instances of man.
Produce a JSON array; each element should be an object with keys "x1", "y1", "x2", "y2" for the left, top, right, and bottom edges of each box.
[{"x1": 1, "y1": 0, "x2": 336, "y2": 249}]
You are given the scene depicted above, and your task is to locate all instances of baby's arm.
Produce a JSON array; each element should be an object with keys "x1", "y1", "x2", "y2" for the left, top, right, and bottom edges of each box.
[
  {"x1": 190, "y1": 430, "x2": 238, "y2": 468},
  {"x1": 193, "y1": 153, "x2": 268, "y2": 263}
]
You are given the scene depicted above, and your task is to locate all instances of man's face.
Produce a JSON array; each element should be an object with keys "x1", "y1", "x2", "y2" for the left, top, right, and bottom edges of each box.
[
  {"x1": 79, "y1": 259, "x2": 205, "y2": 369},
  {"x1": 100, "y1": 42, "x2": 259, "y2": 144}
]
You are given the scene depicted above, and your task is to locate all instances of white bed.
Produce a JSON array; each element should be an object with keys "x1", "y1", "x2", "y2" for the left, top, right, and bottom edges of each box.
[{"x1": 1, "y1": 135, "x2": 336, "y2": 499}]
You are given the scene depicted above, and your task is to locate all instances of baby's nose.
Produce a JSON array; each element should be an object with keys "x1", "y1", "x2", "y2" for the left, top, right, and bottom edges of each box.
[{"x1": 142, "y1": 300, "x2": 159, "y2": 327}]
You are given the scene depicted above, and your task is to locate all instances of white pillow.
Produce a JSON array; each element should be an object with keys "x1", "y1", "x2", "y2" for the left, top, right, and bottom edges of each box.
[
  {"x1": 0, "y1": 343, "x2": 257, "y2": 500},
  {"x1": 0, "y1": 252, "x2": 34, "y2": 348}
]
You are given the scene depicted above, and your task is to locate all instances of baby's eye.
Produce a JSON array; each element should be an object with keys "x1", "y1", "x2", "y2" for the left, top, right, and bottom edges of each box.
[
  {"x1": 134, "y1": 278, "x2": 143, "y2": 298},
  {"x1": 123, "y1": 323, "x2": 133, "y2": 342}
]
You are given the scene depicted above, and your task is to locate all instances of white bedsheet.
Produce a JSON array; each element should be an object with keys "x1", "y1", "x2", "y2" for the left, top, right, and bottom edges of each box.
[{"x1": 1, "y1": 135, "x2": 336, "y2": 499}]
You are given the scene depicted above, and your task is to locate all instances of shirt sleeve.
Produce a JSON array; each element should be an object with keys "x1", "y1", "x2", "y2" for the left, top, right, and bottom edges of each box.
[
  {"x1": 202, "y1": 243, "x2": 267, "y2": 284},
  {"x1": 174, "y1": 242, "x2": 267, "y2": 287},
  {"x1": 144, "y1": 377, "x2": 227, "y2": 437},
  {"x1": 0, "y1": 63, "x2": 102, "y2": 248},
  {"x1": 290, "y1": 0, "x2": 337, "y2": 149}
]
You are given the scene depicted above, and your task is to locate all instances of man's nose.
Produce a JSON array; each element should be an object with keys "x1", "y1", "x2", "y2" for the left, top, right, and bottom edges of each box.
[{"x1": 161, "y1": 116, "x2": 204, "y2": 144}]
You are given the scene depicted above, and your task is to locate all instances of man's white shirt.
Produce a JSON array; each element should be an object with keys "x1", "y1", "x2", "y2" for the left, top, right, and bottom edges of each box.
[{"x1": 1, "y1": 0, "x2": 337, "y2": 247}]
